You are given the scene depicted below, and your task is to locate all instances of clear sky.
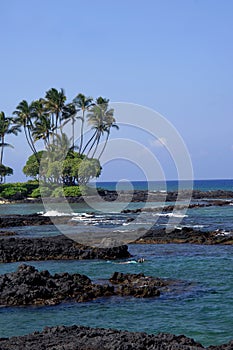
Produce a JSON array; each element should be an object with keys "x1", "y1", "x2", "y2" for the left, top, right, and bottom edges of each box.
[{"x1": 1, "y1": 0, "x2": 233, "y2": 182}]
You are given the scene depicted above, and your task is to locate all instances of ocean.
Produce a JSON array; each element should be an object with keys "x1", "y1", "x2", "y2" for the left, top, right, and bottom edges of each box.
[
  {"x1": 0, "y1": 179, "x2": 233, "y2": 347},
  {"x1": 96, "y1": 179, "x2": 233, "y2": 192}
]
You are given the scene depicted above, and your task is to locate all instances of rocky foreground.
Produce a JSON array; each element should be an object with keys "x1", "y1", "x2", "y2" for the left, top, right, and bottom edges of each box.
[
  {"x1": 0, "y1": 235, "x2": 130, "y2": 263},
  {"x1": 0, "y1": 325, "x2": 232, "y2": 350},
  {"x1": 135, "y1": 227, "x2": 233, "y2": 245},
  {"x1": 0, "y1": 265, "x2": 175, "y2": 306}
]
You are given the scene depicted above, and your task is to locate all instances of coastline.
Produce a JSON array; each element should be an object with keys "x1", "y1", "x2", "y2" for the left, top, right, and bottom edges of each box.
[
  {"x1": 0, "y1": 187, "x2": 233, "y2": 347},
  {"x1": 1, "y1": 189, "x2": 233, "y2": 205}
]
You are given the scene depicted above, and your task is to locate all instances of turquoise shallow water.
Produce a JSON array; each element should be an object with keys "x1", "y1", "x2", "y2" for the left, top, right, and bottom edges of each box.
[
  {"x1": 0, "y1": 179, "x2": 233, "y2": 346},
  {"x1": 0, "y1": 244, "x2": 233, "y2": 346}
]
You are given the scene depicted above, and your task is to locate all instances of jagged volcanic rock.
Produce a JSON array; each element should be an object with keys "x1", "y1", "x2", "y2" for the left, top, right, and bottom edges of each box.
[
  {"x1": 0, "y1": 264, "x2": 114, "y2": 306},
  {"x1": 0, "y1": 235, "x2": 131, "y2": 262},
  {"x1": 0, "y1": 324, "x2": 232, "y2": 349}
]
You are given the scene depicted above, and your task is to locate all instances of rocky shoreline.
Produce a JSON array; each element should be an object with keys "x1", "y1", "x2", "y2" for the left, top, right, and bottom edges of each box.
[
  {"x1": 2, "y1": 189, "x2": 233, "y2": 205},
  {"x1": 0, "y1": 235, "x2": 131, "y2": 262},
  {"x1": 0, "y1": 213, "x2": 70, "y2": 227},
  {"x1": 134, "y1": 227, "x2": 233, "y2": 245},
  {"x1": 0, "y1": 324, "x2": 232, "y2": 350}
]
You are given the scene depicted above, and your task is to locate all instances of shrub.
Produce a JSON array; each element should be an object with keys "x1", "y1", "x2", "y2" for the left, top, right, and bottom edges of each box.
[
  {"x1": 51, "y1": 186, "x2": 82, "y2": 197},
  {"x1": 0, "y1": 184, "x2": 28, "y2": 200},
  {"x1": 79, "y1": 185, "x2": 97, "y2": 196},
  {"x1": 30, "y1": 187, "x2": 52, "y2": 198},
  {"x1": 51, "y1": 187, "x2": 65, "y2": 198},
  {"x1": 63, "y1": 186, "x2": 82, "y2": 197}
]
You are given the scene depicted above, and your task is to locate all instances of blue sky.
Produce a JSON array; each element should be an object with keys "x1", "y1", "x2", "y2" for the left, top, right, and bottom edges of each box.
[{"x1": 1, "y1": 0, "x2": 233, "y2": 182}]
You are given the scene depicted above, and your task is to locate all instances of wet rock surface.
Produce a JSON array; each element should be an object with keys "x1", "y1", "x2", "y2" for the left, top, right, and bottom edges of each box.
[
  {"x1": 0, "y1": 235, "x2": 131, "y2": 262},
  {"x1": 0, "y1": 324, "x2": 232, "y2": 350},
  {"x1": 135, "y1": 227, "x2": 233, "y2": 245},
  {"x1": 110, "y1": 272, "x2": 173, "y2": 298}
]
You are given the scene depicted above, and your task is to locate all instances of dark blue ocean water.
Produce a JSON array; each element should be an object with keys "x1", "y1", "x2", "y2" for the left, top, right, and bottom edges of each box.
[
  {"x1": 95, "y1": 179, "x2": 233, "y2": 192},
  {"x1": 0, "y1": 179, "x2": 233, "y2": 347}
]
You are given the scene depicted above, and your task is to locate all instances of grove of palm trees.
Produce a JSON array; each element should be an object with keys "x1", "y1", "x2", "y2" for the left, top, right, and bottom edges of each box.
[{"x1": 0, "y1": 88, "x2": 118, "y2": 199}]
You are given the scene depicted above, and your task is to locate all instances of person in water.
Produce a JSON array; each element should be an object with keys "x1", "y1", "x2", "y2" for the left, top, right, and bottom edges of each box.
[{"x1": 137, "y1": 257, "x2": 145, "y2": 263}]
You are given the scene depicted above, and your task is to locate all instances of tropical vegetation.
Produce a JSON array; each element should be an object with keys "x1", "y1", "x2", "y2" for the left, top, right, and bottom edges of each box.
[
  {"x1": 0, "y1": 88, "x2": 118, "y2": 198},
  {"x1": 0, "y1": 112, "x2": 20, "y2": 183}
]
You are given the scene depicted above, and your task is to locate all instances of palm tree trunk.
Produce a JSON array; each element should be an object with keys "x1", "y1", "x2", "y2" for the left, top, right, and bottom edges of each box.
[
  {"x1": 24, "y1": 127, "x2": 40, "y2": 164},
  {"x1": 72, "y1": 118, "x2": 75, "y2": 150},
  {"x1": 82, "y1": 130, "x2": 97, "y2": 155},
  {"x1": 91, "y1": 133, "x2": 101, "y2": 158},
  {"x1": 0, "y1": 134, "x2": 4, "y2": 165},
  {"x1": 98, "y1": 131, "x2": 109, "y2": 160},
  {"x1": 79, "y1": 110, "x2": 85, "y2": 153}
]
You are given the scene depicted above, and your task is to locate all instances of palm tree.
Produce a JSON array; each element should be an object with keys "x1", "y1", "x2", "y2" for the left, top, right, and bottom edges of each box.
[
  {"x1": 0, "y1": 164, "x2": 13, "y2": 183},
  {"x1": 85, "y1": 98, "x2": 118, "y2": 158},
  {"x1": 44, "y1": 88, "x2": 66, "y2": 134},
  {"x1": 13, "y1": 100, "x2": 39, "y2": 163},
  {"x1": 62, "y1": 103, "x2": 77, "y2": 150},
  {"x1": 72, "y1": 93, "x2": 93, "y2": 153},
  {"x1": 97, "y1": 112, "x2": 119, "y2": 159},
  {"x1": 31, "y1": 99, "x2": 52, "y2": 148},
  {"x1": 0, "y1": 112, "x2": 20, "y2": 182},
  {"x1": 32, "y1": 115, "x2": 52, "y2": 148},
  {"x1": 86, "y1": 105, "x2": 106, "y2": 158}
]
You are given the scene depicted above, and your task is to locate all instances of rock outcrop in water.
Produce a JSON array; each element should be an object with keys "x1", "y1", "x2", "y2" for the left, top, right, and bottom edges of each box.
[
  {"x1": 0, "y1": 266, "x2": 177, "y2": 306},
  {"x1": 0, "y1": 264, "x2": 114, "y2": 306},
  {"x1": 0, "y1": 324, "x2": 232, "y2": 350},
  {"x1": 122, "y1": 200, "x2": 232, "y2": 214},
  {"x1": 0, "y1": 235, "x2": 131, "y2": 262},
  {"x1": 135, "y1": 227, "x2": 233, "y2": 245},
  {"x1": 0, "y1": 214, "x2": 69, "y2": 227},
  {"x1": 110, "y1": 272, "x2": 173, "y2": 298}
]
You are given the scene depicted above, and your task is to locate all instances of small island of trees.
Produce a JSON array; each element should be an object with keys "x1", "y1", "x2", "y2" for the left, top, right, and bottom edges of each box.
[{"x1": 0, "y1": 88, "x2": 118, "y2": 199}]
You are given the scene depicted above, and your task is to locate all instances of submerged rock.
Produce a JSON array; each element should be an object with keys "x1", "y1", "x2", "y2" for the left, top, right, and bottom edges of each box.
[{"x1": 0, "y1": 235, "x2": 131, "y2": 262}]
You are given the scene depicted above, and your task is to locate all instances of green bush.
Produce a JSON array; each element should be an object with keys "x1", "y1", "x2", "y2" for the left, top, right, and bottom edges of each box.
[
  {"x1": 51, "y1": 187, "x2": 65, "y2": 197},
  {"x1": 24, "y1": 181, "x2": 39, "y2": 195},
  {"x1": 30, "y1": 186, "x2": 52, "y2": 198},
  {"x1": 63, "y1": 186, "x2": 82, "y2": 197},
  {"x1": 0, "y1": 184, "x2": 28, "y2": 200},
  {"x1": 51, "y1": 186, "x2": 82, "y2": 197},
  {"x1": 79, "y1": 185, "x2": 97, "y2": 196}
]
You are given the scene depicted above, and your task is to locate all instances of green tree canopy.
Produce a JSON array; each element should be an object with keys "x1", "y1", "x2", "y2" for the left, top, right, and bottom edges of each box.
[{"x1": 23, "y1": 151, "x2": 46, "y2": 179}]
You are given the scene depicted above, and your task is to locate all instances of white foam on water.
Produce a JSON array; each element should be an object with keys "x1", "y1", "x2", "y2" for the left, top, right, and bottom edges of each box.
[
  {"x1": 42, "y1": 210, "x2": 74, "y2": 217},
  {"x1": 153, "y1": 213, "x2": 188, "y2": 218},
  {"x1": 216, "y1": 230, "x2": 233, "y2": 236}
]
